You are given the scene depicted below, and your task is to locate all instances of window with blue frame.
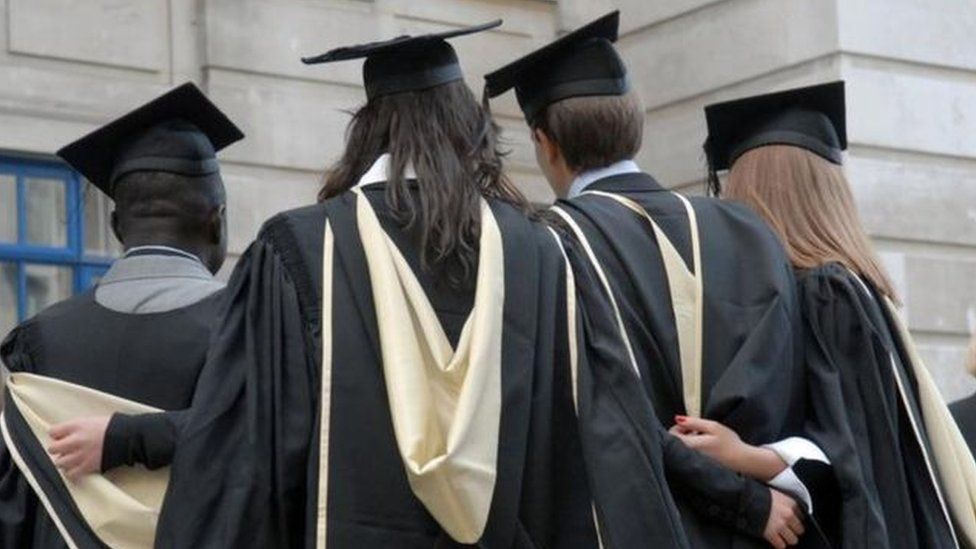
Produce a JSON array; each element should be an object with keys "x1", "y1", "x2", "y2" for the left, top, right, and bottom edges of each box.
[{"x1": 0, "y1": 155, "x2": 120, "y2": 340}]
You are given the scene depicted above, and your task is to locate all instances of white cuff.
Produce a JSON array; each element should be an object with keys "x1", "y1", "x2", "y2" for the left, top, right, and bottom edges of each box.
[
  {"x1": 764, "y1": 437, "x2": 829, "y2": 467},
  {"x1": 768, "y1": 466, "x2": 814, "y2": 514},
  {"x1": 763, "y1": 437, "x2": 830, "y2": 515}
]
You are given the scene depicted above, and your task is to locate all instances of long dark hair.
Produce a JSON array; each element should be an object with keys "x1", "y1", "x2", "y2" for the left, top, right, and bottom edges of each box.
[{"x1": 320, "y1": 80, "x2": 527, "y2": 283}]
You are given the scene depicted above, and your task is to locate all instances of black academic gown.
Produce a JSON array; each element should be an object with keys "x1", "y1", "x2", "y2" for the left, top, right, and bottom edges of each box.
[
  {"x1": 951, "y1": 394, "x2": 976, "y2": 455},
  {"x1": 799, "y1": 263, "x2": 957, "y2": 549},
  {"x1": 0, "y1": 289, "x2": 221, "y2": 548},
  {"x1": 155, "y1": 183, "x2": 689, "y2": 549},
  {"x1": 553, "y1": 172, "x2": 810, "y2": 548}
]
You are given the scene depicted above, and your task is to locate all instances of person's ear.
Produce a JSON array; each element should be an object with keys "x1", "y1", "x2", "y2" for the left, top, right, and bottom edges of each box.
[
  {"x1": 110, "y1": 210, "x2": 124, "y2": 245},
  {"x1": 531, "y1": 129, "x2": 552, "y2": 162},
  {"x1": 208, "y1": 204, "x2": 226, "y2": 245}
]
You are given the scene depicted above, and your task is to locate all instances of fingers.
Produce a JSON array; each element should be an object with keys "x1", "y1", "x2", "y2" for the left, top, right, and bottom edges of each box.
[
  {"x1": 52, "y1": 450, "x2": 83, "y2": 472},
  {"x1": 780, "y1": 528, "x2": 799, "y2": 545},
  {"x1": 64, "y1": 464, "x2": 89, "y2": 482},
  {"x1": 48, "y1": 421, "x2": 78, "y2": 440},
  {"x1": 670, "y1": 432, "x2": 708, "y2": 450},
  {"x1": 48, "y1": 435, "x2": 82, "y2": 456},
  {"x1": 51, "y1": 450, "x2": 97, "y2": 481},
  {"x1": 766, "y1": 533, "x2": 787, "y2": 549},
  {"x1": 674, "y1": 415, "x2": 715, "y2": 433},
  {"x1": 786, "y1": 514, "x2": 805, "y2": 536}
]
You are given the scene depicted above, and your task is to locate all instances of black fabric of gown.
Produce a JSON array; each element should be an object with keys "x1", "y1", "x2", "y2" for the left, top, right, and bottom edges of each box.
[
  {"x1": 798, "y1": 262, "x2": 956, "y2": 548},
  {"x1": 0, "y1": 289, "x2": 221, "y2": 548},
  {"x1": 155, "y1": 183, "x2": 689, "y2": 549},
  {"x1": 553, "y1": 172, "x2": 814, "y2": 548},
  {"x1": 951, "y1": 393, "x2": 976, "y2": 456}
]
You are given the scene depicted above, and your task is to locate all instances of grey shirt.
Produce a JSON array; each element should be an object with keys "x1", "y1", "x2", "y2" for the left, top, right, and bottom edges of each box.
[{"x1": 94, "y1": 245, "x2": 225, "y2": 313}]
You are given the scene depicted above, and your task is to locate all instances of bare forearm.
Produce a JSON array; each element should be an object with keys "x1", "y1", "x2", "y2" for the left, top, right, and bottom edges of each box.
[{"x1": 733, "y1": 445, "x2": 788, "y2": 482}]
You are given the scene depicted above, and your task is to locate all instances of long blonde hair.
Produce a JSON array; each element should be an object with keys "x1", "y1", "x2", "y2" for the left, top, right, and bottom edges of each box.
[{"x1": 725, "y1": 145, "x2": 898, "y2": 301}]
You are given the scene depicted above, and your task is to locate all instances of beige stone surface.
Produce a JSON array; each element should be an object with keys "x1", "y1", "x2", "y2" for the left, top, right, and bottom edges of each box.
[
  {"x1": 842, "y1": 55, "x2": 976, "y2": 159},
  {"x1": 900, "y1": 255, "x2": 976, "y2": 336},
  {"x1": 220, "y1": 161, "x2": 321, "y2": 254},
  {"x1": 918, "y1": 342, "x2": 976, "y2": 403},
  {"x1": 8, "y1": 0, "x2": 168, "y2": 71},
  {"x1": 617, "y1": 0, "x2": 838, "y2": 110},
  {"x1": 207, "y1": 69, "x2": 362, "y2": 172},
  {"x1": 838, "y1": 0, "x2": 976, "y2": 72},
  {"x1": 205, "y1": 0, "x2": 379, "y2": 87},
  {"x1": 0, "y1": 64, "x2": 168, "y2": 124},
  {"x1": 847, "y1": 149, "x2": 976, "y2": 247}
]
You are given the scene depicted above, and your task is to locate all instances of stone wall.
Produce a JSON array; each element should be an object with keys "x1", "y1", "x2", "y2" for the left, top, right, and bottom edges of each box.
[{"x1": 1, "y1": 0, "x2": 972, "y2": 398}]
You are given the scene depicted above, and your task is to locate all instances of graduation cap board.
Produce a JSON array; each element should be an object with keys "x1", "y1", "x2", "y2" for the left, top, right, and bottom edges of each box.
[
  {"x1": 57, "y1": 82, "x2": 244, "y2": 198},
  {"x1": 483, "y1": 11, "x2": 628, "y2": 124},
  {"x1": 703, "y1": 81, "x2": 847, "y2": 176},
  {"x1": 302, "y1": 20, "x2": 502, "y2": 99}
]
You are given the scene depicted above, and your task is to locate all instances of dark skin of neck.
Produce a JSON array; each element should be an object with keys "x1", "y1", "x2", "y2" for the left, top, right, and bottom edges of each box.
[{"x1": 111, "y1": 207, "x2": 227, "y2": 274}]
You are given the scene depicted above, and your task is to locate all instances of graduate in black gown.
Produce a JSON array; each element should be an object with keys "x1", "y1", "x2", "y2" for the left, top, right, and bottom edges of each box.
[
  {"x1": 688, "y1": 81, "x2": 976, "y2": 548},
  {"x1": 485, "y1": 11, "x2": 819, "y2": 549},
  {"x1": 950, "y1": 338, "x2": 976, "y2": 453},
  {"x1": 156, "y1": 21, "x2": 690, "y2": 549},
  {"x1": 0, "y1": 83, "x2": 242, "y2": 548}
]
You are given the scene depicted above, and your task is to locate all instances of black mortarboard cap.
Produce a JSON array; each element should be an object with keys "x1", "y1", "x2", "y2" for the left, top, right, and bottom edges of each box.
[
  {"x1": 703, "y1": 81, "x2": 847, "y2": 193},
  {"x1": 57, "y1": 82, "x2": 244, "y2": 198},
  {"x1": 483, "y1": 11, "x2": 628, "y2": 124},
  {"x1": 302, "y1": 20, "x2": 502, "y2": 99}
]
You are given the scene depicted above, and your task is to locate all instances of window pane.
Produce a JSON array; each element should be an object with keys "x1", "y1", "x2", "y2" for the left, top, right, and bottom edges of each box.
[
  {"x1": 24, "y1": 177, "x2": 67, "y2": 247},
  {"x1": 0, "y1": 262, "x2": 16, "y2": 342},
  {"x1": 83, "y1": 186, "x2": 121, "y2": 256},
  {"x1": 24, "y1": 264, "x2": 71, "y2": 317},
  {"x1": 80, "y1": 265, "x2": 109, "y2": 289},
  {"x1": 0, "y1": 175, "x2": 15, "y2": 242}
]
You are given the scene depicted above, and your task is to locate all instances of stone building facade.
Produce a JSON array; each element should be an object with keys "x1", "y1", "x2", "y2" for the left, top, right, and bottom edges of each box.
[{"x1": 0, "y1": 0, "x2": 973, "y2": 399}]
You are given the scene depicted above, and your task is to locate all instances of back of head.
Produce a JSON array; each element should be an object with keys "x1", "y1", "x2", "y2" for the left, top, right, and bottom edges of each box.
[
  {"x1": 484, "y1": 11, "x2": 638, "y2": 174},
  {"x1": 112, "y1": 170, "x2": 227, "y2": 272},
  {"x1": 532, "y1": 90, "x2": 643, "y2": 172},
  {"x1": 320, "y1": 79, "x2": 527, "y2": 281},
  {"x1": 725, "y1": 144, "x2": 898, "y2": 301}
]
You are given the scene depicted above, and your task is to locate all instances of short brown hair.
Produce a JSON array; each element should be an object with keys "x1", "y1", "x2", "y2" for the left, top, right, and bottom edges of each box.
[
  {"x1": 532, "y1": 91, "x2": 644, "y2": 172},
  {"x1": 725, "y1": 145, "x2": 899, "y2": 302}
]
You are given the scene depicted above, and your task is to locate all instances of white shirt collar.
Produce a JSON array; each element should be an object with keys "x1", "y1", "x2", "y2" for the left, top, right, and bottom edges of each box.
[
  {"x1": 567, "y1": 159, "x2": 641, "y2": 199},
  {"x1": 124, "y1": 245, "x2": 203, "y2": 263},
  {"x1": 355, "y1": 153, "x2": 418, "y2": 188}
]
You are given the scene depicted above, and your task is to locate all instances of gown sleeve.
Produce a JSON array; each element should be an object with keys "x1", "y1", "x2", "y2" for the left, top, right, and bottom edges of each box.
[
  {"x1": 798, "y1": 265, "x2": 888, "y2": 548},
  {"x1": 565, "y1": 238, "x2": 691, "y2": 548},
  {"x1": 0, "y1": 438, "x2": 41, "y2": 549},
  {"x1": 101, "y1": 410, "x2": 187, "y2": 471},
  {"x1": 660, "y1": 433, "x2": 771, "y2": 538},
  {"x1": 0, "y1": 324, "x2": 41, "y2": 549},
  {"x1": 154, "y1": 226, "x2": 317, "y2": 549}
]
